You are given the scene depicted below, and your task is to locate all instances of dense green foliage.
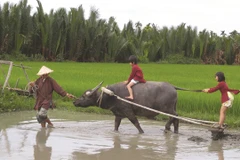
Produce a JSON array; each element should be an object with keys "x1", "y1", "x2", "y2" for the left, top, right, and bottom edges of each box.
[
  {"x1": 1, "y1": 62, "x2": 240, "y2": 128},
  {"x1": 0, "y1": 0, "x2": 240, "y2": 64}
]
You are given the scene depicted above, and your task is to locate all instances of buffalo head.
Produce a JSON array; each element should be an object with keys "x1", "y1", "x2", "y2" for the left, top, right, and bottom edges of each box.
[{"x1": 73, "y1": 81, "x2": 103, "y2": 107}]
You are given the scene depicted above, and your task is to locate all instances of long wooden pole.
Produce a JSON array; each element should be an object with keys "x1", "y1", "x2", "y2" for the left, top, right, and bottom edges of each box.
[
  {"x1": 180, "y1": 116, "x2": 218, "y2": 124},
  {"x1": 116, "y1": 96, "x2": 213, "y2": 127},
  {"x1": 0, "y1": 64, "x2": 10, "y2": 88},
  {"x1": 20, "y1": 63, "x2": 30, "y2": 83},
  {"x1": 0, "y1": 60, "x2": 31, "y2": 69},
  {"x1": 2, "y1": 61, "x2": 13, "y2": 93}
]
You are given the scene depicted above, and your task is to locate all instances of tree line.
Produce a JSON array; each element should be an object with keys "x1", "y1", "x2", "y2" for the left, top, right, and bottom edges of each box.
[{"x1": 0, "y1": 0, "x2": 240, "y2": 64}]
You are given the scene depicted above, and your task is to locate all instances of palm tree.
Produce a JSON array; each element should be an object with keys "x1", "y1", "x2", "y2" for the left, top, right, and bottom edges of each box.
[
  {"x1": 36, "y1": 0, "x2": 49, "y2": 59},
  {"x1": 66, "y1": 6, "x2": 85, "y2": 60}
]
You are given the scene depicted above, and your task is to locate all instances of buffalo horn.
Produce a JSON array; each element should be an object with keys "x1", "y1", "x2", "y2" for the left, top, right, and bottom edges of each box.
[{"x1": 90, "y1": 81, "x2": 103, "y2": 94}]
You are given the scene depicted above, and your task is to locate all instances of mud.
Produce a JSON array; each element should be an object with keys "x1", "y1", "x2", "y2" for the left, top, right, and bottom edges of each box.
[
  {"x1": 188, "y1": 136, "x2": 208, "y2": 142},
  {"x1": 0, "y1": 110, "x2": 240, "y2": 160}
]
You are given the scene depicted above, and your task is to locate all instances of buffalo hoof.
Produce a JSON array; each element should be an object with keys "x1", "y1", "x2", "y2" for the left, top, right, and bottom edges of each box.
[
  {"x1": 164, "y1": 129, "x2": 172, "y2": 133},
  {"x1": 114, "y1": 130, "x2": 119, "y2": 133},
  {"x1": 174, "y1": 130, "x2": 179, "y2": 134}
]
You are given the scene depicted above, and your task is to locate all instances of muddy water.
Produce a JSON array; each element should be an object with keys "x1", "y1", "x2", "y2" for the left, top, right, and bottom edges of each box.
[{"x1": 0, "y1": 110, "x2": 240, "y2": 160}]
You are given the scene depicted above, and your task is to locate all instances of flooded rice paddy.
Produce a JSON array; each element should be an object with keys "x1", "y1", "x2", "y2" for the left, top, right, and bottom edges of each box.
[{"x1": 0, "y1": 110, "x2": 240, "y2": 160}]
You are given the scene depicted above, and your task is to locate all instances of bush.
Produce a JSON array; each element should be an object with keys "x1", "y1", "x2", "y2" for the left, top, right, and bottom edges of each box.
[
  {"x1": 0, "y1": 53, "x2": 30, "y2": 61},
  {"x1": 0, "y1": 90, "x2": 35, "y2": 113},
  {"x1": 159, "y1": 54, "x2": 201, "y2": 64}
]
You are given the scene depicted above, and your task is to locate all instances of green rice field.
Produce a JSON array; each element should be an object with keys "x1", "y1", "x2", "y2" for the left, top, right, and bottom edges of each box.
[{"x1": 1, "y1": 62, "x2": 240, "y2": 128}]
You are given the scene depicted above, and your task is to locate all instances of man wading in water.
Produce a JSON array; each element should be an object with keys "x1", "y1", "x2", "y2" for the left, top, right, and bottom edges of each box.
[{"x1": 29, "y1": 66, "x2": 75, "y2": 128}]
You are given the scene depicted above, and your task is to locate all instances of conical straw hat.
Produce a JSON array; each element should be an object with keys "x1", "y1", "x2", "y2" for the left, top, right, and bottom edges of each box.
[{"x1": 37, "y1": 66, "x2": 54, "y2": 76}]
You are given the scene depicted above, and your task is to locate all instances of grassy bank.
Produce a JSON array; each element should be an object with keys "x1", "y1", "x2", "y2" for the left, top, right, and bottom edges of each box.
[{"x1": 1, "y1": 62, "x2": 240, "y2": 128}]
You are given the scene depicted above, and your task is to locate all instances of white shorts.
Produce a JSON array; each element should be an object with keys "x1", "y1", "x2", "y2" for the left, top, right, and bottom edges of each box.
[
  {"x1": 38, "y1": 107, "x2": 48, "y2": 117},
  {"x1": 222, "y1": 100, "x2": 233, "y2": 108},
  {"x1": 130, "y1": 79, "x2": 139, "y2": 84},
  {"x1": 36, "y1": 107, "x2": 48, "y2": 123},
  {"x1": 223, "y1": 92, "x2": 234, "y2": 108}
]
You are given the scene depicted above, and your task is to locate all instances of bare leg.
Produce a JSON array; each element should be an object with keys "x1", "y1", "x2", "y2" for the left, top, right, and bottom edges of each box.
[
  {"x1": 41, "y1": 122, "x2": 46, "y2": 128},
  {"x1": 126, "y1": 82, "x2": 135, "y2": 100},
  {"x1": 45, "y1": 118, "x2": 54, "y2": 128},
  {"x1": 45, "y1": 118, "x2": 53, "y2": 125},
  {"x1": 40, "y1": 118, "x2": 53, "y2": 128},
  {"x1": 219, "y1": 105, "x2": 228, "y2": 127}
]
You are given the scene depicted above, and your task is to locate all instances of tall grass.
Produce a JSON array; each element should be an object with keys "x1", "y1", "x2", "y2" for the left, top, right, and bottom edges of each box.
[{"x1": 1, "y1": 62, "x2": 240, "y2": 127}]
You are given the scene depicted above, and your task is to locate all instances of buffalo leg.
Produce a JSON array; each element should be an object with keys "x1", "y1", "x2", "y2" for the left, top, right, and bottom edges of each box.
[
  {"x1": 173, "y1": 102, "x2": 179, "y2": 133},
  {"x1": 165, "y1": 117, "x2": 179, "y2": 133},
  {"x1": 165, "y1": 117, "x2": 174, "y2": 131},
  {"x1": 173, "y1": 117, "x2": 179, "y2": 134},
  {"x1": 114, "y1": 116, "x2": 122, "y2": 132},
  {"x1": 128, "y1": 117, "x2": 144, "y2": 134}
]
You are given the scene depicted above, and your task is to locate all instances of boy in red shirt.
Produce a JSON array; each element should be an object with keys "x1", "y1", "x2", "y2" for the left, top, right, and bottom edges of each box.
[
  {"x1": 202, "y1": 72, "x2": 240, "y2": 129},
  {"x1": 124, "y1": 55, "x2": 146, "y2": 100}
]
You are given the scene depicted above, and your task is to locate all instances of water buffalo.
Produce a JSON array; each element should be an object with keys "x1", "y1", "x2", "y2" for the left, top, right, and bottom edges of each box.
[{"x1": 73, "y1": 81, "x2": 179, "y2": 133}]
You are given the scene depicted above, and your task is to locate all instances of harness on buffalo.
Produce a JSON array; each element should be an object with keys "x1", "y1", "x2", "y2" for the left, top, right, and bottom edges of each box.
[
  {"x1": 100, "y1": 87, "x2": 221, "y2": 128},
  {"x1": 97, "y1": 90, "x2": 104, "y2": 107}
]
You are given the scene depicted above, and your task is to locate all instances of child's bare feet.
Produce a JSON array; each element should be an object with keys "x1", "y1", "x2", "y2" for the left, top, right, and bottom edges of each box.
[{"x1": 125, "y1": 96, "x2": 134, "y2": 100}]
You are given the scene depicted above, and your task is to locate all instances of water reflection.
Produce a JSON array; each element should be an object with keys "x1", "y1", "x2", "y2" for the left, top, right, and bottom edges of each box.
[
  {"x1": 162, "y1": 133, "x2": 178, "y2": 159},
  {"x1": 71, "y1": 132, "x2": 179, "y2": 160},
  {"x1": 71, "y1": 135, "x2": 149, "y2": 160},
  {"x1": 34, "y1": 128, "x2": 53, "y2": 160},
  {"x1": 208, "y1": 140, "x2": 224, "y2": 160},
  {"x1": 0, "y1": 129, "x2": 11, "y2": 156}
]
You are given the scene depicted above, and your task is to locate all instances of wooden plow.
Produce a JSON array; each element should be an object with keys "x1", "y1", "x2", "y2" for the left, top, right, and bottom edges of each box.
[{"x1": 0, "y1": 60, "x2": 33, "y2": 97}]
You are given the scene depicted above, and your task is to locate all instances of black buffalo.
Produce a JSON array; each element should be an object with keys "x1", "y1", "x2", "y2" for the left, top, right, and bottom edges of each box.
[{"x1": 73, "y1": 81, "x2": 179, "y2": 133}]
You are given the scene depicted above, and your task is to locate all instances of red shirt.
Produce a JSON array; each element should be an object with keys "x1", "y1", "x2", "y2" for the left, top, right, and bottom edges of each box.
[
  {"x1": 208, "y1": 81, "x2": 240, "y2": 103},
  {"x1": 127, "y1": 64, "x2": 146, "y2": 83}
]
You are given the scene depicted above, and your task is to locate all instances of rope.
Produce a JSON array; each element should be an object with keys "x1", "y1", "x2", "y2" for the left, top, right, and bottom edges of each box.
[
  {"x1": 25, "y1": 82, "x2": 38, "y2": 98},
  {"x1": 25, "y1": 82, "x2": 77, "y2": 100},
  {"x1": 101, "y1": 87, "x2": 214, "y2": 128},
  {"x1": 180, "y1": 116, "x2": 218, "y2": 124},
  {"x1": 97, "y1": 90, "x2": 104, "y2": 107},
  {"x1": 174, "y1": 86, "x2": 202, "y2": 92}
]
